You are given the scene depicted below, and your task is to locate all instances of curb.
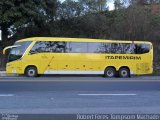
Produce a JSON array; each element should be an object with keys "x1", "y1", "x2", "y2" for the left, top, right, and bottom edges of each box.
[{"x1": 0, "y1": 71, "x2": 18, "y2": 77}]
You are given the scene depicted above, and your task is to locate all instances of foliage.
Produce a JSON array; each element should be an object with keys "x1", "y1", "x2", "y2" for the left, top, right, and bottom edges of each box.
[{"x1": 0, "y1": 0, "x2": 57, "y2": 47}]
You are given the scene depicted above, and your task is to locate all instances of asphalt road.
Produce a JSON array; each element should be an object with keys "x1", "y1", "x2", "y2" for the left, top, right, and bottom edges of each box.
[{"x1": 0, "y1": 75, "x2": 160, "y2": 114}]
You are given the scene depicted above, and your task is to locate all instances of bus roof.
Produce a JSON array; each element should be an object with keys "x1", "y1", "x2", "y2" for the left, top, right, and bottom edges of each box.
[{"x1": 17, "y1": 37, "x2": 152, "y2": 45}]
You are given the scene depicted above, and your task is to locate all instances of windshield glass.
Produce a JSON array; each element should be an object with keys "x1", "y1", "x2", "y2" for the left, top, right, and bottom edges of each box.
[{"x1": 8, "y1": 41, "x2": 32, "y2": 62}]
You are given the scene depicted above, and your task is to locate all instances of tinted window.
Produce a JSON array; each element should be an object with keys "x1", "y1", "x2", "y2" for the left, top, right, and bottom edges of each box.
[
  {"x1": 30, "y1": 41, "x2": 150, "y2": 54},
  {"x1": 88, "y1": 43, "x2": 150, "y2": 54},
  {"x1": 49, "y1": 41, "x2": 66, "y2": 52},
  {"x1": 135, "y1": 44, "x2": 150, "y2": 54},
  {"x1": 30, "y1": 41, "x2": 68, "y2": 53},
  {"x1": 88, "y1": 43, "x2": 106, "y2": 53},
  {"x1": 69, "y1": 42, "x2": 87, "y2": 53},
  {"x1": 109, "y1": 43, "x2": 150, "y2": 54},
  {"x1": 110, "y1": 43, "x2": 122, "y2": 54},
  {"x1": 122, "y1": 43, "x2": 136, "y2": 54},
  {"x1": 30, "y1": 41, "x2": 46, "y2": 53}
]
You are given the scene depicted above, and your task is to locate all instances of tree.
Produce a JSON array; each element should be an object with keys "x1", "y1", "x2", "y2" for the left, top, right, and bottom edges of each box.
[
  {"x1": 56, "y1": 0, "x2": 84, "y2": 19},
  {"x1": 114, "y1": 0, "x2": 125, "y2": 10},
  {"x1": 129, "y1": 0, "x2": 160, "y2": 5},
  {"x1": 0, "y1": 0, "x2": 57, "y2": 44},
  {"x1": 78, "y1": 0, "x2": 108, "y2": 13}
]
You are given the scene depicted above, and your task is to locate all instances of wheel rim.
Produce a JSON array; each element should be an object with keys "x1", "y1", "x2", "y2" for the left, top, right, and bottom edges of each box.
[
  {"x1": 106, "y1": 70, "x2": 114, "y2": 77},
  {"x1": 28, "y1": 69, "x2": 35, "y2": 77},
  {"x1": 121, "y1": 70, "x2": 128, "y2": 77}
]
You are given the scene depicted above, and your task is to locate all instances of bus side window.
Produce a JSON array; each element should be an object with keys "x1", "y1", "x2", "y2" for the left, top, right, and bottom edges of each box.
[
  {"x1": 123, "y1": 43, "x2": 136, "y2": 54},
  {"x1": 65, "y1": 42, "x2": 71, "y2": 53},
  {"x1": 135, "y1": 44, "x2": 150, "y2": 54},
  {"x1": 30, "y1": 41, "x2": 46, "y2": 54},
  {"x1": 88, "y1": 43, "x2": 105, "y2": 53},
  {"x1": 110, "y1": 43, "x2": 122, "y2": 54},
  {"x1": 69, "y1": 42, "x2": 87, "y2": 53},
  {"x1": 47, "y1": 41, "x2": 70, "y2": 53},
  {"x1": 54, "y1": 42, "x2": 66, "y2": 53}
]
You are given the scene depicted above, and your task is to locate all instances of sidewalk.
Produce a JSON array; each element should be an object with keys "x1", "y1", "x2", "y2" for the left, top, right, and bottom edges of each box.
[{"x1": 0, "y1": 71, "x2": 18, "y2": 77}]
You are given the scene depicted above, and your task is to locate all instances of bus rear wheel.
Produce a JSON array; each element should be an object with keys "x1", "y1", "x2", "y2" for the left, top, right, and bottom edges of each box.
[
  {"x1": 104, "y1": 67, "x2": 116, "y2": 78},
  {"x1": 25, "y1": 66, "x2": 38, "y2": 77},
  {"x1": 119, "y1": 68, "x2": 130, "y2": 78}
]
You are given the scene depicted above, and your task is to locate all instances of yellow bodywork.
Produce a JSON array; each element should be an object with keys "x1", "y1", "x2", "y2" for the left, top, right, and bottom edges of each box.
[{"x1": 5, "y1": 37, "x2": 153, "y2": 75}]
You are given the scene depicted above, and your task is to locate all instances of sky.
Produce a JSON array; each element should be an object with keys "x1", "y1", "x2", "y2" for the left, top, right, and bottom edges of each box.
[
  {"x1": 108, "y1": 1, "x2": 114, "y2": 10},
  {"x1": 59, "y1": 0, "x2": 115, "y2": 10}
]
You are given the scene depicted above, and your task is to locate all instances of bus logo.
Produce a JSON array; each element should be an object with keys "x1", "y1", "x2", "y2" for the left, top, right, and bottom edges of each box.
[{"x1": 105, "y1": 56, "x2": 141, "y2": 60}]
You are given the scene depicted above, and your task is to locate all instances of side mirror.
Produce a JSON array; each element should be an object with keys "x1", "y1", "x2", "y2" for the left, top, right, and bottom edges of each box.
[
  {"x1": 3, "y1": 48, "x2": 8, "y2": 55},
  {"x1": 3, "y1": 45, "x2": 21, "y2": 54}
]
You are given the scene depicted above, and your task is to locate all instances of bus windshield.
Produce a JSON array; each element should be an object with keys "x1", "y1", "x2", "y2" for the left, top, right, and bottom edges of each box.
[{"x1": 8, "y1": 41, "x2": 32, "y2": 62}]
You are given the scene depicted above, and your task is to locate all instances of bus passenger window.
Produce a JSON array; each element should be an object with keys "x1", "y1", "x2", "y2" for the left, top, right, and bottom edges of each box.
[
  {"x1": 135, "y1": 44, "x2": 150, "y2": 54},
  {"x1": 30, "y1": 41, "x2": 47, "y2": 54},
  {"x1": 69, "y1": 42, "x2": 87, "y2": 53},
  {"x1": 123, "y1": 43, "x2": 136, "y2": 54},
  {"x1": 55, "y1": 42, "x2": 66, "y2": 53},
  {"x1": 110, "y1": 43, "x2": 122, "y2": 54},
  {"x1": 88, "y1": 43, "x2": 106, "y2": 53}
]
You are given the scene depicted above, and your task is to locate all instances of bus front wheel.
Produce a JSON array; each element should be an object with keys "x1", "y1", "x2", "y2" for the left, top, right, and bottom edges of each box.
[
  {"x1": 25, "y1": 66, "x2": 38, "y2": 77},
  {"x1": 104, "y1": 67, "x2": 116, "y2": 78},
  {"x1": 119, "y1": 67, "x2": 130, "y2": 78}
]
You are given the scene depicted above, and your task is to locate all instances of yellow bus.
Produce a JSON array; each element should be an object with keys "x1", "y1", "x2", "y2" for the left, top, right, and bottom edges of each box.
[{"x1": 3, "y1": 37, "x2": 153, "y2": 77}]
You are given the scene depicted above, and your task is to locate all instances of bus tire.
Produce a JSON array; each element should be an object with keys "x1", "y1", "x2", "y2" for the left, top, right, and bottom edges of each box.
[
  {"x1": 119, "y1": 67, "x2": 130, "y2": 78},
  {"x1": 104, "y1": 67, "x2": 116, "y2": 78},
  {"x1": 25, "y1": 66, "x2": 38, "y2": 77}
]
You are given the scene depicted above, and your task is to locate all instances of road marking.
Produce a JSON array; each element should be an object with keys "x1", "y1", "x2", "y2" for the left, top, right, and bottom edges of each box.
[
  {"x1": 0, "y1": 94, "x2": 14, "y2": 97},
  {"x1": 0, "y1": 76, "x2": 160, "y2": 82},
  {"x1": 78, "y1": 94, "x2": 137, "y2": 96},
  {"x1": 0, "y1": 79, "x2": 159, "y2": 83}
]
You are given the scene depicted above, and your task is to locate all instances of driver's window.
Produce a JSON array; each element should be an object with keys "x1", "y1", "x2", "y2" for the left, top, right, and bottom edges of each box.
[{"x1": 30, "y1": 41, "x2": 45, "y2": 54}]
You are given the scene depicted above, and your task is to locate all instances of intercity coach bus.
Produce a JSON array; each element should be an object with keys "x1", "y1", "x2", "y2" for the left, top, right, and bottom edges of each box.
[{"x1": 3, "y1": 37, "x2": 153, "y2": 77}]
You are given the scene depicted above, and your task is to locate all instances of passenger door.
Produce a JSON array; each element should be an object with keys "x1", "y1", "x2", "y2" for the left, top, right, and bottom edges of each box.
[{"x1": 27, "y1": 41, "x2": 54, "y2": 74}]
